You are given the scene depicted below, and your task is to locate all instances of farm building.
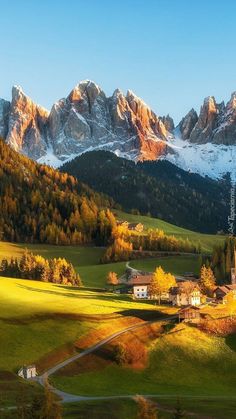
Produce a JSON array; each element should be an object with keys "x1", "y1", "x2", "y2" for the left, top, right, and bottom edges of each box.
[
  {"x1": 18, "y1": 365, "x2": 37, "y2": 379},
  {"x1": 128, "y1": 222, "x2": 144, "y2": 233},
  {"x1": 170, "y1": 281, "x2": 201, "y2": 307},
  {"x1": 179, "y1": 305, "x2": 201, "y2": 322},
  {"x1": 117, "y1": 221, "x2": 144, "y2": 233},
  {"x1": 127, "y1": 274, "x2": 153, "y2": 298},
  {"x1": 214, "y1": 284, "x2": 236, "y2": 304}
]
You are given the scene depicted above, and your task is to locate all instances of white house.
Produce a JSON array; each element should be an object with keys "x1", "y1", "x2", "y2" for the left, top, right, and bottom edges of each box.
[
  {"x1": 18, "y1": 365, "x2": 37, "y2": 379},
  {"x1": 170, "y1": 281, "x2": 201, "y2": 307},
  {"x1": 127, "y1": 274, "x2": 153, "y2": 299}
]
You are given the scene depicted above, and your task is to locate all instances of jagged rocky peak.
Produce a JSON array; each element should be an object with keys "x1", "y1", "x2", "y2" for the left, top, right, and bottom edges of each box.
[
  {"x1": 160, "y1": 114, "x2": 175, "y2": 133},
  {"x1": 178, "y1": 108, "x2": 198, "y2": 140},
  {"x1": 188, "y1": 96, "x2": 220, "y2": 144},
  {"x1": 68, "y1": 80, "x2": 106, "y2": 108},
  {"x1": 6, "y1": 85, "x2": 49, "y2": 159},
  {"x1": 226, "y1": 91, "x2": 236, "y2": 111}
]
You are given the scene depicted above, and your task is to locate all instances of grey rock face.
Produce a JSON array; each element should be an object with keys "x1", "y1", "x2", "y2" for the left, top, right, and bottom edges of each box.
[
  {"x1": 5, "y1": 86, "x2": 49, "y2": 159},
  {"x1": 47, "y1": 80, "x2": 170, "y2": 161},
  {"x1": 1, "y1": 80, "x2": 236, "y2": 166},
  {"x1": 0, "y1": 99, "x2": 10, "y2": 138},
  {"x1": 181, "y1": 95, "x2": 236, "y2": 145},
  {"x1": 160, "y1": 114, "x2": 175, "y2": 133},
  {"x1": 189, "y1": 97, "x2": 219, "y2": 144},
  {"x1": 178, "y1": 108, "x2": 198, "y2": 140}
]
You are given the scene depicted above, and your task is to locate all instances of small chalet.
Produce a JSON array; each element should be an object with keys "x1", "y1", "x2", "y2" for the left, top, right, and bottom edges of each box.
[
  {"x1": 179, "y1": 305, "x2": 201, "y2": 322},
  {"x1": 18, "y1": 365, "x2": 37, "y2": 379},
  {"x1": 170, "y1": 281, "x2": 201, "y2": 307},
  {"x1": 128, "y1": 222, "x2": 144, "y2": 233},
  {"x1": 127, "y1": 274, "x2": 153, "y2": 299},
  {"x1": 214, "y1": 284, "x2": 236, "y2": 304},
  {"x1": 117, "y1": 220, "x2": 144, "y2": 233}
]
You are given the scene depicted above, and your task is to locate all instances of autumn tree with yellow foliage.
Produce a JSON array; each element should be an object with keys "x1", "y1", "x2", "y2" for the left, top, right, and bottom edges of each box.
[
  {"x1": 148, "y1": 266, "x2": 176, "y2": 304},
  {"x1": 199, "y1": 265, "x2": 216, "y2": 296}
]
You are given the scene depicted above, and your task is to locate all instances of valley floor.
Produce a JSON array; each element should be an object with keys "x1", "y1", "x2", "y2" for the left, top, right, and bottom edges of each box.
[{"x1": 0, "y1": 240, "x2": 235, "y2": 418}]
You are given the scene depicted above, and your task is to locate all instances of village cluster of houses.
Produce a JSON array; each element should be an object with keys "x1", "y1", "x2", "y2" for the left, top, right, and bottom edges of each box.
[
  {"x1": 124, "y1": 266, "x2": 236, "y2": 307},
  {"x1": 123, "y1": 269, "x2": 236, "y2": 322}
]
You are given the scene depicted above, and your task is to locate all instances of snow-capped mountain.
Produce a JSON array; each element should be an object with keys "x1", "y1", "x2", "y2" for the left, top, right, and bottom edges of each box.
[
  {"x1": 0, "y1": 80, "x2": 235, "y2": 180},
  {"x1": 0, "y1": 80, "x2": 171, "y2": 165}
]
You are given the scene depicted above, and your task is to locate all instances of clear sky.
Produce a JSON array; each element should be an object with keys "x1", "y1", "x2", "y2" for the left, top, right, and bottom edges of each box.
[{"x1": 0, "y1": 0, "x2": 236, "y2": 123}]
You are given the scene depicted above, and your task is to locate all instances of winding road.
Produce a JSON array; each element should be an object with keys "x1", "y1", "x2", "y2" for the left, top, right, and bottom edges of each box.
[{"x1": 36, "y1": 315, "x2": 177, "y2": 403}]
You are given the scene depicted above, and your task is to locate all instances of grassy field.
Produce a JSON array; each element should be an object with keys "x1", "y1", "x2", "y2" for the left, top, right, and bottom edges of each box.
[
  {"x1": 0, "y1": 274, "x2": 174, "y2": 407},
  {"x1": 115, "y1": 210, "x2": 226, "y2": 253},
  {"x1": 0, "y1": 276, "x2": 168, "y2": 372},
  {"x1": 62, "y1": 397, "x2": 236, "y2": 419},
  {"x1": 130, "y1": 255, "x2": 201, "y2": 276},
  {"x1": 52, "y1": 323, "x2": 236, "y2": 399},
  {"x1": 0, "y1": 241, "x2": 127, "y2": 288},
  {"x1": 0, "y1": 241, "x2": 201, "y2": 287}
]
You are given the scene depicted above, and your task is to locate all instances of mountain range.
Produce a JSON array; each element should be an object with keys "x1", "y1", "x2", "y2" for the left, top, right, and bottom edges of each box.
[{"x1": 1, "y1": 80, "x2": 236, "y2": 180}]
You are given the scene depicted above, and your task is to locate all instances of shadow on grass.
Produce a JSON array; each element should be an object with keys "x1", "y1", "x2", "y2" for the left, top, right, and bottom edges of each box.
[{"x1": 225, "y1": 334, "x2": 236, "y2": 352}]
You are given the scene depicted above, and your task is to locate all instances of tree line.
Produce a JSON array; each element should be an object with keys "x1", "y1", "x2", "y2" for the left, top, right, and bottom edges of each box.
[
  {"x1": 61, "y1": 149, "x2": 230, "y2": 234},
  {"x1": 0, "y1": 250, "x2": 81, "y2": 286},
  {"x1": 0, "y1": 139, "x2": 115, "y2": 245},
  {"x1": 101, "y1": 225, "x2": 199, "y2": 263},
  {"x1": 203, "y1": 237, "x2": 236, "y2": 283}
]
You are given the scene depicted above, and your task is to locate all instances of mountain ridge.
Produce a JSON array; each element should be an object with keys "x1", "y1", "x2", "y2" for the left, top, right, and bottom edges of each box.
[
  {"x1": 61, "y1": 150, "x2": 230, "y2": 234},
  {"x1": 0, "y1": 80, "x2": 236, "y2": 179}
]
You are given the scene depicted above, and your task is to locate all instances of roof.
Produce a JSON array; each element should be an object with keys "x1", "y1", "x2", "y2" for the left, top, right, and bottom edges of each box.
[
  {"x1": 170, "y1": 281, "x2": 200, "y2": 296},
  {"x1": 127, "y1": 275, "x2": 153, "y2": 286},
  {"x1": 117, "y1": 220, "x2": 128, "y2": 225},
  {"x1": 215, "y1": 284, "x2": 236, "y2": 295},
  {"x1": 179, "y1": 305, "x2": 200, "y2": 312},
  {"x1": 24, "y1": 365, "x2": 36, "y2": 369}
]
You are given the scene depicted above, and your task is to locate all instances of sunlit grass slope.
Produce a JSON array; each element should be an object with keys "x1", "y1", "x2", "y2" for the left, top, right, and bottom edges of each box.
[
  {"x1": 0, "y1": 276, "x2": 164, "y2": 371},
  {"x1": 52, "y1": 324, "x2": 236, "y2": 398},
  {"x1": 115, "y1": 210, "x2": 226, "y2": 253},
  {"x1": 0, "y1": 241, "x2": 127, "y2": 287}
]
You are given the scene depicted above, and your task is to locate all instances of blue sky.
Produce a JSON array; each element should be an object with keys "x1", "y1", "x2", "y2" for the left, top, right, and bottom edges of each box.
[{"x1": 0, "y1": 0, "x2": 235, "y2": 123}]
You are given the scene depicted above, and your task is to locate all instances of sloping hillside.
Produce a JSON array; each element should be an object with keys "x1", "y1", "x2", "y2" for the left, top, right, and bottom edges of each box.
[
  {"x1": 61, "y1": 151, "x2": 230, "y2": 234},
  {"x1": 0, "y1": 140, "x2": 114, "y2": 244}
]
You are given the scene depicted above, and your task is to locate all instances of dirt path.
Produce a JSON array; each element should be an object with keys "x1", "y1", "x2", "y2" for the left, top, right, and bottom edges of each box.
[{"x1": 36, "y1": 315, "x2": 176, "y2": 401}]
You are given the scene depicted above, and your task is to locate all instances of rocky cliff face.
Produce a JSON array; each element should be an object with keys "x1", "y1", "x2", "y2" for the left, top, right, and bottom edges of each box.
[
  {"x1": 1, "y1": 80, "x2": 236, "y2": 172},
  {"x1": 0, "y1": 80, "x2": 172, "y2": 163},
  {"x1": 0, "y1": 98, "x2": 10, "y2": 138},
  {"x1": 5, "y1": 86, "x2": 49, "y2": 159},
  {"x1": 179, "y1": 94, "x2": 236, "y2": 145}
]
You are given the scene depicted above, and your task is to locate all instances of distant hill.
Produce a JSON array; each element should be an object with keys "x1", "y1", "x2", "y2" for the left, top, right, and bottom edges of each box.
[
  {"x1": 61, "y1": 151, "x2": 230, "y2": 234},
  {"x1": 0, "y1": 140, "x2": 114, "y2": 244}
]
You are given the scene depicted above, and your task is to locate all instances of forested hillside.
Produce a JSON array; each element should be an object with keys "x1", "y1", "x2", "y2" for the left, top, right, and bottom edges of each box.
[
  {"x1": 61, "y1": 151, "x2": 230, "y2": 234},
  {"x1": 0, "y1": 140, "x2": 115, "y2": 244}
]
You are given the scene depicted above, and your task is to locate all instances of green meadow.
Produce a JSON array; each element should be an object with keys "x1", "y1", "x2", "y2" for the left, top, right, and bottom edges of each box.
[
  {"x1": 52, "y1": 323, "x2": 236, "y2": 397},
  {"x1": 130, "y1": 255, "x2": 201, "y2": 276},
  {"x1": 115, "y1": 210, "x2": 226, "y2": 253},
  {"x1": 0, "y1": 241, "x2": 200, "y2": 288}
]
